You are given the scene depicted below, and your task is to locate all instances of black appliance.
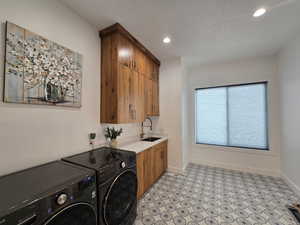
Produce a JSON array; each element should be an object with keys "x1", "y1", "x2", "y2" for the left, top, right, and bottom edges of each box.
[
  {"x1": 62, "y1": 147, "x2": 137, "y2": 225},
  {"x1": 0, "y1": 161, "x2": 97, "y2": 225}
]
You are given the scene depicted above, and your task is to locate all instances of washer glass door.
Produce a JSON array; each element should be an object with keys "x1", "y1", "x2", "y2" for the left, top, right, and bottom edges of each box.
[
  {"x1": 44, "y1": 203, "x2": 96, "y2": 225},
  {"x1": 104, "y1": 170, "x2": 137, "y2": 225}
]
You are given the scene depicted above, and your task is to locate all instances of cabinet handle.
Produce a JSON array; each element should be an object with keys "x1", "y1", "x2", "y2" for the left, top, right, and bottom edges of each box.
[{"x1": 129, "y1": 104, "x2": 133, "y2": 119}]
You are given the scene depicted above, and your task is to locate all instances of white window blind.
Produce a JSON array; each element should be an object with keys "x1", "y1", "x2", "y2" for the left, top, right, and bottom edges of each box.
[{"x1": 195, "y1": 82, "x2": 268, "y2": 150}]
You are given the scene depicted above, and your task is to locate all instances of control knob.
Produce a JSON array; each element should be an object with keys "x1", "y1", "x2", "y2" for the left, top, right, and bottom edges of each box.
[
  {"x1": 57, "y1": 193, "x2": 68, "y2": 205},
  {"x1": 120, "y1": 161, "x2": 126, "y2": 168}
]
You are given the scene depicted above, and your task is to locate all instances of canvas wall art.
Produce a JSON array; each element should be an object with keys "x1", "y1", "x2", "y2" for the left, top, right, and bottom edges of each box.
[{"x1": 4, "y1": 22, "x2": 83, "y2": 107}]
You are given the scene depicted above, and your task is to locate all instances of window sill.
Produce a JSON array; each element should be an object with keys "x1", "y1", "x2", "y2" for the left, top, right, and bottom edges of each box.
[
  {"x1": 196, "y1": 142, "x2": 269, "y2": 151},
  {"x1": 192, "y1": 143, "x2": 278, "y2": 157}
]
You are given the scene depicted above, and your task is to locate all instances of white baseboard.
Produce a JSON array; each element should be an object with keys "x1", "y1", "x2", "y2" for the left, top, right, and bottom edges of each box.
[
  {"x1": 189, "y1": 159, "x2": 280, "y2": 177},
  {"x1": 182, "y1": 163, "x2": 188, "y2": 172},
  {"x1": 281, "y1": 173, "x2": 300, "y2": 197},
  {"x1": 167, "y1": 166, "x2": 185, "y2": 175}
]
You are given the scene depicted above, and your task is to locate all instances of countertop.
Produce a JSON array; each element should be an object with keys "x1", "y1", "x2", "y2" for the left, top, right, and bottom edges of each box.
[{"x1": 119, "y1": 136, "x2": 168, "y2": 154}]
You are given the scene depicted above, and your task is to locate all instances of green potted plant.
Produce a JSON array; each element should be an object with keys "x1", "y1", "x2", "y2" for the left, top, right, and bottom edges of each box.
[{"x1": 104, "y1": 127, "x2": 123, "y2": 148}]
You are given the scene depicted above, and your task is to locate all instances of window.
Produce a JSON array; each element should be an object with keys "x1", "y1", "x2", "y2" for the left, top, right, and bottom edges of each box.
[{"x1": 195, "y1": 82, "x2": 269, "y2": 150}]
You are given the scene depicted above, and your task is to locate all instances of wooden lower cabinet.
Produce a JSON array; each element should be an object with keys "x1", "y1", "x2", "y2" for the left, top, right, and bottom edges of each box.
[
  {"x1": 136, "y1": 141, "x2": 168, "y2": 199},
  {"x1": 136, "y1": 152, "x2": 145, "y2": 199}
]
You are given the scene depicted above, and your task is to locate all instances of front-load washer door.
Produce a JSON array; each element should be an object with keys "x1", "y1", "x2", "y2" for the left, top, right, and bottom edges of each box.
[
  {"x1": 104, "y1": 170, "x2": 137, "y2": 225},
  {"x1": 44, "y1": 203, "x2": 96, "y2": 225}
]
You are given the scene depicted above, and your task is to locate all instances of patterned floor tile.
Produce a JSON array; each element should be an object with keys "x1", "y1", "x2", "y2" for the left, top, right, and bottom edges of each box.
[{"x1": 134, "y1": 163, "x2": 300, "y2": 225}]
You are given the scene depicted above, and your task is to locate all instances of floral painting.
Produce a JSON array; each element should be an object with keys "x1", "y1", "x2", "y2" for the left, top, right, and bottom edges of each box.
[{"x1": 4, "y1": 22, "x2": 82, "y2": 107}]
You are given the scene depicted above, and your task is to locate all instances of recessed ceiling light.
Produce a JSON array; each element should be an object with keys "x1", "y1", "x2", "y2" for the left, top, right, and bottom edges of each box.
[
  {"x1": 253, "y1": 8, "x2": 266, "y2": 17},
  {"x1": 163, "y1": 36, "x2": 171, "y2": 44}
]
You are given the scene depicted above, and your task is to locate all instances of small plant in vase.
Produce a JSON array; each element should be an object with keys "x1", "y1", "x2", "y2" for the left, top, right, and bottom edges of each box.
[{"x1": 104, "y1": 127, "x2": 123, "y2": 148}]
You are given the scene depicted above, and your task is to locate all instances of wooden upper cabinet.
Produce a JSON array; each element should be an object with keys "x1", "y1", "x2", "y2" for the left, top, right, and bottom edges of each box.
[{"x1": 100, "y1": 23, "x2": 160, "y2": 123}]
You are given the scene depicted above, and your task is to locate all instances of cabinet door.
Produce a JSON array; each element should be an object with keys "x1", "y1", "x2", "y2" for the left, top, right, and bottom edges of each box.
[
  {"x1": 137, "y1": 73, "x2": 145, "y2": 122},
  {"x1": 143, "y1": 148, "x2": 154, "y2": 192},
  {"x1": 118, "y1": 34, "x2": 133, "y2": 68},
  {"x1": 149, "y1": 60, "x2": 155, "y2": 80},
  {"x1": 133, "y1": 47, "x2": 145, "y2": 74},
  {"x1": 128, "y1": 70, "x2": 145, "y2": 123},
  {"x1": 118, "y1": 64, "x2": 131, "y2": 123},
  {"x1": 162, "y1": 141, "x2": 168, "y2": 172},
  {"x1": 119, "y1": 65, "x2": 144, "y2": 123},
  {"x1": 144, "y1": 57, "x2": 153, "y2": 79},
  {"x1": 145, "y1": 78, "x2": 159, "y2": 117},
  {"x1": 153, "y1": 145, "x2": 164, "y2": 181},
  {"x1": 144, "y1": 78, "x2": 153, "y2": 117},
  {"x1": 132, "y1": 46, "x2": 138, "y2": 72},
  {"x1": 101, "y1": 35, "x2": 118, "y2": 123},
  {"x1": 152, "y1": 80, "x2": 159, "y2": 116},
  {"x1": 128, "y1": 70, "x2": 139, "y2": 122},
  {"x1": 136, "y1": 152, "x2": 145, "y2": 199},
  {"x1": 152, "y1": 63, "x2": 159, "y2": 81}
]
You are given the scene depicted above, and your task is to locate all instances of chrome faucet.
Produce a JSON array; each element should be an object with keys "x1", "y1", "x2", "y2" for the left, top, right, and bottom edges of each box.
[{"x1": 140, "y1": 117, "x2": 152, "y2": 139}]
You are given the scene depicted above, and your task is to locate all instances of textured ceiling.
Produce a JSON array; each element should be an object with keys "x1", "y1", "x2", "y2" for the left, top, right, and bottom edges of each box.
[{"x1": 59, "y1": 0, "x2": 300, "y2": 66}]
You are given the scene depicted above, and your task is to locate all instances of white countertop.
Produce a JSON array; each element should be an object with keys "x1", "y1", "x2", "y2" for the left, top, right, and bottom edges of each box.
[{"x1": 119, "y1": 136, "x2": 168, "y2": 154}]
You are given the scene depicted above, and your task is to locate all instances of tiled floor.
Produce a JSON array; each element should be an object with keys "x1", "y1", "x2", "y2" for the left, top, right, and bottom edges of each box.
[{"x1": 134, "y1": 163, "x2": 300, "y2": 225}]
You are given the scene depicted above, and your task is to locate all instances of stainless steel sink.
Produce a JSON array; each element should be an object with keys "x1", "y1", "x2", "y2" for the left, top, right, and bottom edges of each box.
[{"x1": 142, "y1": 137, "x2": 161, "y2": 142}]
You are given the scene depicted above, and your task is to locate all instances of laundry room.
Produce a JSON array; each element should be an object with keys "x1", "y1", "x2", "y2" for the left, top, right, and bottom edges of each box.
[{"x1": 1, "y1": 0, "x2": 300, "y2": 225}]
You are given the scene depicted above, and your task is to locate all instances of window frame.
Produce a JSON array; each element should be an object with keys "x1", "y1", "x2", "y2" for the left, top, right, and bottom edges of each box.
[{"x1": 195, "y1": 81, "x2": 269, "y2": 151}]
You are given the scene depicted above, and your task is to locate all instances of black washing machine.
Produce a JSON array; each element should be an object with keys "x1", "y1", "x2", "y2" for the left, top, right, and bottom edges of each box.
[
  {"x1": 0, "y1": 161, "x2": 97, "y2": 225},
  {"x1": 62, "y1": 147, "x2": 137, "y2": 225}
]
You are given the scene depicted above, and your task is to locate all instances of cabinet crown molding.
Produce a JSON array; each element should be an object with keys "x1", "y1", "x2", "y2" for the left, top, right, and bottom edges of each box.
[{"x1": 99, "y1": 23, "x2": 160, "y2": 66}]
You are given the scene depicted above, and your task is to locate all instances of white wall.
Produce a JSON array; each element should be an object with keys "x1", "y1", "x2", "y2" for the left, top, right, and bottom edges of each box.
[
  {"x1": 153, "y1": 58, "x2": 185, "y2": 173},
  {"x1": 181, "y1": 66, "x2": 190, "y2": 170},
  {"x1": 0, "y1": 0, "x2": 140, "y2": 176},
  {"x1": 278, "y1": 31, "x2": 300, "y2": 194},
  {"x1": 186, "y1": 56, "x2": 282, "y2": 176}
]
